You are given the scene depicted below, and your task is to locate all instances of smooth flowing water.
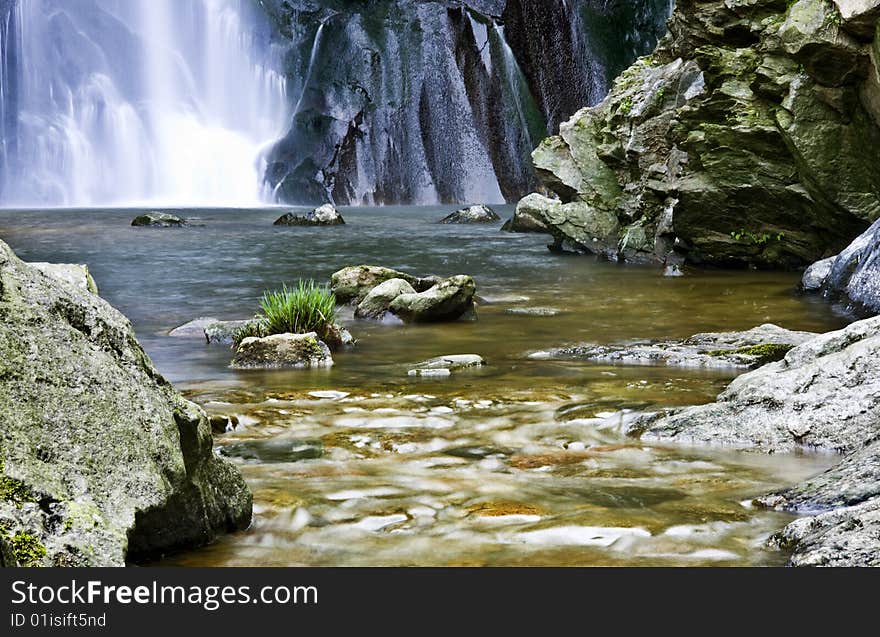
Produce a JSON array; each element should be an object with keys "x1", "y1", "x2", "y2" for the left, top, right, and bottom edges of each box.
[{"x1": 0, "y1": 206, "x2": 848, "y2": 566}]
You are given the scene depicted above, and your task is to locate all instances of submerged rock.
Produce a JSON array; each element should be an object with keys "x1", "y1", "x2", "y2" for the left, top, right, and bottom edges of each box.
[
  {"x1": 205, "y1": 320, "x2": 256, "y2": 345},
  {"x1": 231, "y1": 332, "x2": 333, "y2": 369},
  {"x1": 273, "y1": 204, "x2": 345, "y2": 226},
  {"x1": 169, "y1": 317, "x2": 220, "y2": 338},
  {"x1": 408, "y1": 354, "x2": 485, "y2": 377},
  {"x1": 0, "y1": 239, "x2": 251, "y2": 567},
  {"x1": 439, "y1": 204, "x2": 500, "y2": 224},
  {"x1": 131, "y1": 212, "x2": 187, "y2": 227},
  {"x1": 619, "y1": 316, "x2": 880, "y2": 565},
  {"x1": 533, "y1": 324, "x2": 815, "y2": 370},
  {"x1": 331, "y1": 265, "x2": 438, "y2": 304}
]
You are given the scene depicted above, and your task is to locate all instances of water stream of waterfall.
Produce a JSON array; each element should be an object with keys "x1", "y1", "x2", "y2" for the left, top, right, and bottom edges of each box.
[{"x1": 0, "y1": 0, "x2": 288, "y2": 207}]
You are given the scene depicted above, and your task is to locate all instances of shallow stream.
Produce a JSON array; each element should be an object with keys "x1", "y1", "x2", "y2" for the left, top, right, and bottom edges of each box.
[{"x1": 0, "y1": 206, "x2": 849, "y2": 565}]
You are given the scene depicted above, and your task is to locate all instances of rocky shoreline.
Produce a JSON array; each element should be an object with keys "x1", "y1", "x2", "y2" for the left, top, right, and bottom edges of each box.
[{"x1": 618, "y1": 316, "x2": 880, "y2": 566}]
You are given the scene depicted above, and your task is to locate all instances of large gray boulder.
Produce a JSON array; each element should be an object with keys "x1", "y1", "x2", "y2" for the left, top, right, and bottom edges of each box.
[
  {"x1": 630, "y1": 316, "x2": 880, "y2": 453},
  {"x1": 0, "y1": 240, "x2": 251, "y2": 567}
]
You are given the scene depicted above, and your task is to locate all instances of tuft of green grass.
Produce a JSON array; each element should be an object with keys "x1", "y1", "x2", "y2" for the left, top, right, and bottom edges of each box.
[{"x1": 233, "y1": 281, "x2": 337, "y2": 347}]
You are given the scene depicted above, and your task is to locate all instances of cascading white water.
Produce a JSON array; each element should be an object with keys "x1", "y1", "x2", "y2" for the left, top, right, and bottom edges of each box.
[{"x1": 1, "y1": 0, "x2": 288, "y2": 207}]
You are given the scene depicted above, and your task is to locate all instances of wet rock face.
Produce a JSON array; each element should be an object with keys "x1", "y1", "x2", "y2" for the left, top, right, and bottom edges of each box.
[
  {"x1": 259, "y1": 0, "x2": 669, "y2": 205},
  {"x1": 0, "y1": 240, "x2": 252, "y2": 566},
  {"x1": 802, "y1": 217, "x2": 880, "y2": 314},
  {"x1": 517, "y1": 0, "x2": 880, "y2": 268}
]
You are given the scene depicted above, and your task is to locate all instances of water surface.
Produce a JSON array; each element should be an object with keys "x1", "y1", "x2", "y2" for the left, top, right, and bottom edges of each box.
[{"x1": 0, "y1": 206, "x2": 847, "y2": 565}]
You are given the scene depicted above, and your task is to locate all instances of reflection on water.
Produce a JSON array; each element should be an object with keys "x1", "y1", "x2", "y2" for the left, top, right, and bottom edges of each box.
[{"x1": 0, "y1": 206, "x2": 848, "y2": 566}]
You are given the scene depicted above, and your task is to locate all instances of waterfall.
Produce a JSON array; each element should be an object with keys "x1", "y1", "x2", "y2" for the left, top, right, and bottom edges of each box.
[{"x1": 0, "y1": 0, "x2": 288, "y2": 207}]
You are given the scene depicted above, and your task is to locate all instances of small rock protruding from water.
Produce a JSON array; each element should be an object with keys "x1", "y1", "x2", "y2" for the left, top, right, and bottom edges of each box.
[
  {"x1": 663, "y1": 264, "x2": 684, "y2": 277},
  {"x1": 332, "y1": 265, "x2": 477, "y2": 323},
  {"x1": 439, "y1": 204, "x2": 500, "y2": 224},
  {"x1": 131, "y1": 211, "x2": 187, "y2": 227},
  {"x1": 230, "y1": 332, "x2": 333, "y2": 369},
  {"x1": 274, "y1": 203, "x2": 345, "y2": 226},
  {"x1": 801, "y1": 256, "x2": 835, "y2": 291},
  {"x1": 208, "y1": 413, "x2": 239, "y2": 435},
  {"x1": 169, "y1": 317, "x2": 220, "y2": 338},
  {"x1": 331, "y1": 265, "x2": 438, "y2": 304},
  {"x1": 408, "y1": 354, "x2": 485, "y2": 377}
]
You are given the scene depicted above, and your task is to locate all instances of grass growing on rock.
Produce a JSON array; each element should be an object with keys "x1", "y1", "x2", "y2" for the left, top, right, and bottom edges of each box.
[{"x1": 233, "y1": 280, "x2": 337, "y2": 347}]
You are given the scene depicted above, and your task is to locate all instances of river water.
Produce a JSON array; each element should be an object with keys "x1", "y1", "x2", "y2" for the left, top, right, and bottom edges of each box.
[{"x1": 0, "y1": 206, "x2": 848, "y2": 566}]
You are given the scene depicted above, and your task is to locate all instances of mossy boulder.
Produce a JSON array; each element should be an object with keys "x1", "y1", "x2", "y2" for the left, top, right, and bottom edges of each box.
[
  {"x1": 0, "y1": 240, "x2": 251, "y2": 566},
  {"x1": 517, "y1": 0, "x2": 880, "y2": 268}
]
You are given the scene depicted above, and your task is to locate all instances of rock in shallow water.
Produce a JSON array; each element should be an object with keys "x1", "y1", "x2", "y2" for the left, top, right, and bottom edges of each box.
[
  {"x1": 408, "y1": 354, "x2": 485, "y2": 376},
  {"x1": 355, "y1": 278, "x2": 417, "y2": 319},
  {"x1": 621, "y1": 315, "x2": 880, "y2": 565},
  {"x1": 131, "y1": 211, "x2": 187, "y2": 227},
  {"x1": 274, "y1": 203, "x2": 345, "y2": 226},
  {"x1": 389, "y1": 275, "x2": 477, "y2": 322},
  {"x1": 532, "y1": 324, "x2": 814, "y2": 370},
  {"x1": 331, "y1": 265, "x2": 438, "y2": 304},
  {"x1": 231, "y1": 332, "x2": 333, "y2": 369},
  {"x1": 169, "y1": 317, "x2": 220, "y2": 338},
  {"x1": 439, "y1": 204, "x2": 500, "y2": 224},
  {"x1": 803, "y1": 217, "x2": 880, "y2": 313},
  {"x1": 0, "y1": 240, "x2": 251, "y2": 566}
]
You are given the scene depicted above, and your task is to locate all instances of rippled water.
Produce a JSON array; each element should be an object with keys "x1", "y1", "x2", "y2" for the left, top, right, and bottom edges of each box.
[{"x1": 0, "y1": 206, "x2": 848, "y2": 565}]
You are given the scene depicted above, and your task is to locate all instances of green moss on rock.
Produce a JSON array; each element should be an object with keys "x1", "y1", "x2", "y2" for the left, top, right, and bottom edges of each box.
[{"x1": 708, "y1": 343, "x2": 795, "y2": 365}]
